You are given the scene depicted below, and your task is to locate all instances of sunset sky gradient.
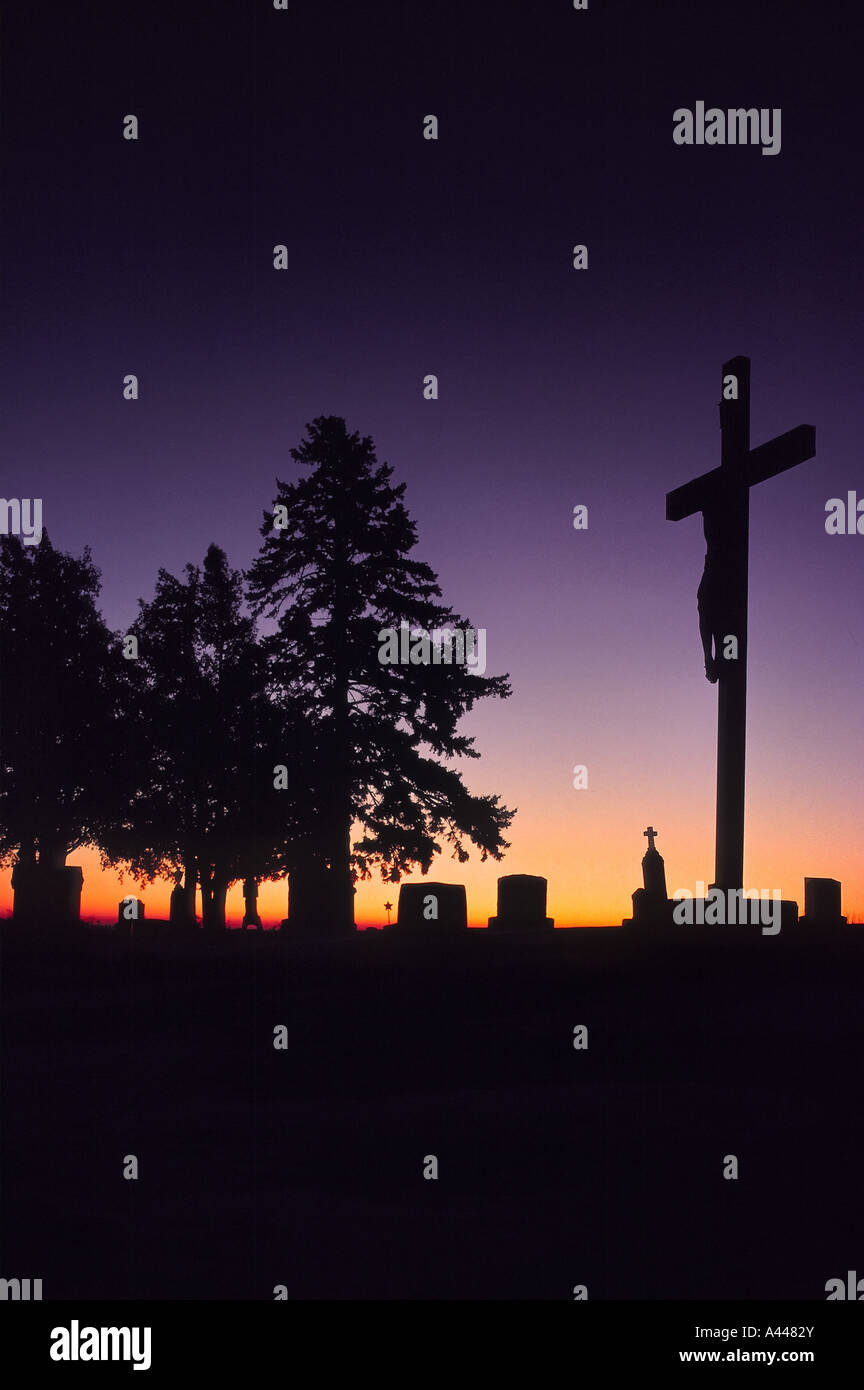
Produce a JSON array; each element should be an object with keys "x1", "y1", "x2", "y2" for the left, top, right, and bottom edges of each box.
[{"x1": 2, "y1": 1, "x2": 861, "y2": 926}]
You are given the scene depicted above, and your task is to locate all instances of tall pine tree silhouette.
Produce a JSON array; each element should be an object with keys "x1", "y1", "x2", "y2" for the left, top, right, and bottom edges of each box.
[
  {"x1": 247, "y1": 417, "x2": 514, "y2": 933},
  {"x1": 102, "y1": 544, "x2": 291, "y2": 929},
  {"x1": 0, "y1": 534, "x2": 117, "y2": 893}
]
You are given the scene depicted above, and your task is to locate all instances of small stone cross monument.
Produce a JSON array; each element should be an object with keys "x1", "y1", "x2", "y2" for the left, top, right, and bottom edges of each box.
[
  {"x1": 623, "y1": 825, "x2": 674, "y2": 927},
  {"x1": 642, "y1": 826, "x2": 667, "y2": 899}
]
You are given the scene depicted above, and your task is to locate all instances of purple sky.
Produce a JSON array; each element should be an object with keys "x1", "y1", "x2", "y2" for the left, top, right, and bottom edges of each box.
[{"x1": 2, "y1": 0, "x2": 862, "y2": 924}]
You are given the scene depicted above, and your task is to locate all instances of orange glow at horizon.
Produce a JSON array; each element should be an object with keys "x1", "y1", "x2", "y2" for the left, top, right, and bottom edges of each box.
[
  {"x1": 2, "y1": 597, "x2": 863, "y2": 930},
  {"x1": 2, "y1": 809, "x2": 862, "y2": 929}
]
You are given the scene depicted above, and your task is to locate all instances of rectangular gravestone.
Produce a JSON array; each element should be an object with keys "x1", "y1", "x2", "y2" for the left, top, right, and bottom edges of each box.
[
  {"x1": 800, "y1": 877, "x2": 846, "y2": 926},
  {"x1": 11, "y1": 863, "x2": 83, "y2": 926},
  {"x1": 488, "y1": 874, "x2": 554, "y2": 932},
  {"x1": 284, "y1": 860, "x2": 356, "y2": 935},
  {"x1": 117, "y1": 897, "x2": 145, "y2": 934},
  {"x1": 397, "y1": 882, "x2": 467, "y2": 932}
]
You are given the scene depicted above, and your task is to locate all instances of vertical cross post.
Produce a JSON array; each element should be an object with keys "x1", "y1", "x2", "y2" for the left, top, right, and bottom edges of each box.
[
  {"x1": 666, "y1": 357, "x2": 814, "y2": 900},
  {"x1": 715, "y1": 356, "x2": 750, "y2": 890}
]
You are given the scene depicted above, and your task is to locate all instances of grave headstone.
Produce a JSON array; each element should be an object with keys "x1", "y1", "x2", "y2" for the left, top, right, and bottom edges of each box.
[
  {"x1": 11, "y1": 862, "x2": 83, "y2": 926},
  {"x1": 396, "y1": 882, "x2": 467, "y2": 932},
  {"x1": 242, "y1": 877, "x2": 262, "y2": 930},
  {"x1": 623, "y1": 826, "x2": 676, "y2": 927},
  {"x1": 800, "y1": 877, "x2": 846, "y2": 926},
  {"x1": 285, "y1": 859, "x2": 356, "y2": 934},
  {"x1": 117, "y1": 897, "x2": 145, "y2": 925},
  {"x1": 641, "y1": 826, "x2": 667, "y2": 899},
  {"x1": 488, "y1": 874, "x2": 554, "y2": 932},
  {"x1": 169, "y1": 879, "x2": 195, "y2": 928}
]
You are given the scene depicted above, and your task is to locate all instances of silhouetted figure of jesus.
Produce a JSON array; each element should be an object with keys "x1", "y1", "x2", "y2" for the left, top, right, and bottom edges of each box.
[
  {"x1": 668, "y1": 355, "x2": 815, "y2": 890},
  {"x1": 242, "y1": 877, "x2": 262, "y2": 930},
  {"x1": 697, "y1": 503, "x2": 736, "y2": 683}
]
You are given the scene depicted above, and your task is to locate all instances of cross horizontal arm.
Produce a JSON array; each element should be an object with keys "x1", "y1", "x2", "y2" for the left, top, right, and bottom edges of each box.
[
  {"x1": 666, "y1": 424, "x2": 816, "y2": 521},
  {"x1": 666, "y1": 466, "x2": 722, "y2": 521},
  {"x1": 747, "y1": 424, "x2": 815, "y2": 488}
]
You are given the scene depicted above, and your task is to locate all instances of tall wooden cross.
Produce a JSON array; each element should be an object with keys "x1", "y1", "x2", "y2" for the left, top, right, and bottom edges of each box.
[{"x1": 666, "y1": 357, "x2": 815, "y2": 890}]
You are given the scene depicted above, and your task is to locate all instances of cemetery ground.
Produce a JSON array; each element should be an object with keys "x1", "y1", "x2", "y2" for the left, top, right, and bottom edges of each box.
[{"x1": 1, "y1": 923, "x2": 862, "y2": 1300}]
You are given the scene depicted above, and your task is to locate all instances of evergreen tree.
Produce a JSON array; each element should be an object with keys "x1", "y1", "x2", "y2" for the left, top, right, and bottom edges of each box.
[
  {"x1": 102, "y1": 544, "x2": 291, "y2": 929},
  {"x1": 0, "y1": 533, "x2": 118, "y2": 875},
  {"x1": 247, "y1": 416, "x2": 514, "y2": 931}
]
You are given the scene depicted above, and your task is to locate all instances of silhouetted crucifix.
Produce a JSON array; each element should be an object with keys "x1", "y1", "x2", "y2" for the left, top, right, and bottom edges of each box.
[
  {"x1": 666, "y1": 356, "x2": 815, "y2": 891},
  {"x1": 644, "y1": 825, "x2": 658, "y2": 852}
]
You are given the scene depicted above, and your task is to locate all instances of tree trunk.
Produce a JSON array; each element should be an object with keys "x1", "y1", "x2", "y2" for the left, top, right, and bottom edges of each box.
[
  {"x1": 182, "y1": 855, "x2": 197, "y2": 925},
  {"x1": 329, "y1": 490, "x2": 356, "y2": 934},
  {"x1": 201, "y1": 872, "x2": 228, "y2": 930},
  {"x1": 38, "y1": 835, "x2": 67, "y2": 869}
]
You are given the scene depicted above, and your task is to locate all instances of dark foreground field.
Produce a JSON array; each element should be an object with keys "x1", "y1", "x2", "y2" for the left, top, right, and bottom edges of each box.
[{"x1": 1, "y1": 922, "x2": 862, "y2": 1300}]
